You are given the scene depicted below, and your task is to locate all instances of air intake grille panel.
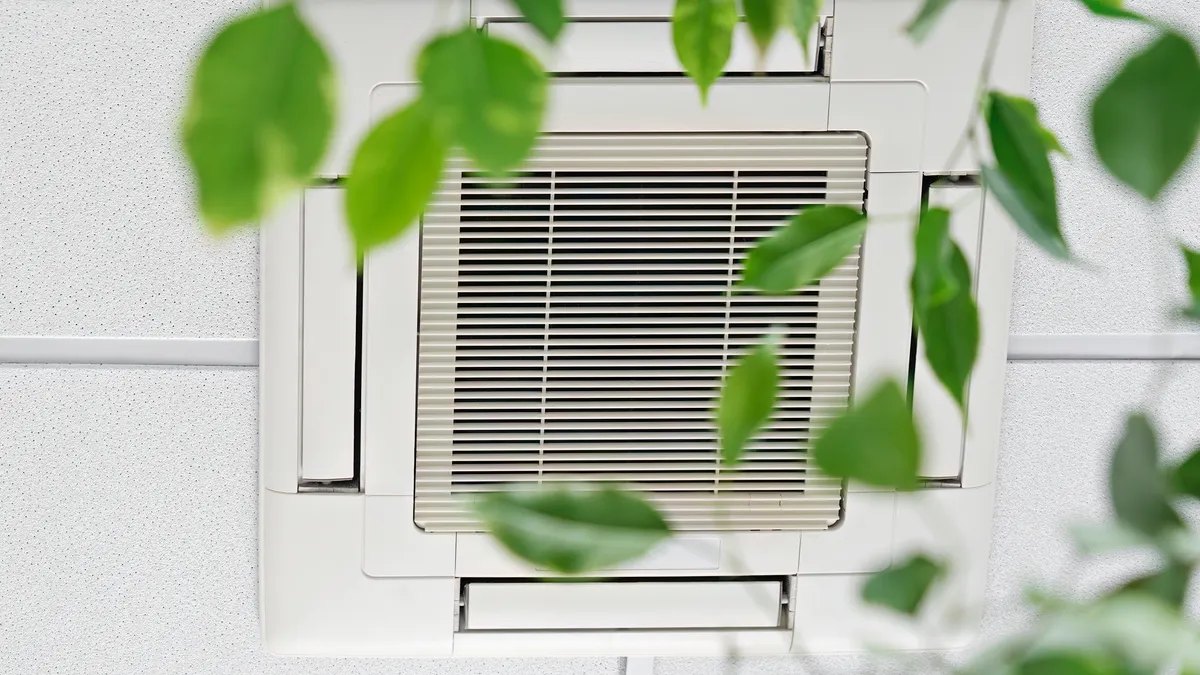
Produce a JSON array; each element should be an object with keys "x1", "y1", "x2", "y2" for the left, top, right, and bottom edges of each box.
[{"x1": 415, "y1": 133, "x2": 868, "y2": 532}]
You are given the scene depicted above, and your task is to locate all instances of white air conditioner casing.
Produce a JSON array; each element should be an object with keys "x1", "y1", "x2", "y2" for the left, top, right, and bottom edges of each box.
[{"x1": 259, "y1": 0, "x2": 1034, "y2": 657}]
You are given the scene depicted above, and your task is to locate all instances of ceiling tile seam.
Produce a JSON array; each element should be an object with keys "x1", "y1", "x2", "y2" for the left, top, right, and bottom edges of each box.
[{"x1": 0, "y1": 336, "x2": 258, "y2": 367}]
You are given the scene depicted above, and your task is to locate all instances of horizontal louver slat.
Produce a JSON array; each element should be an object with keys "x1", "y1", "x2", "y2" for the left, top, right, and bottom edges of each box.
[{"x1": 414, "y1": 133, "x2": 868, "y2": 532}]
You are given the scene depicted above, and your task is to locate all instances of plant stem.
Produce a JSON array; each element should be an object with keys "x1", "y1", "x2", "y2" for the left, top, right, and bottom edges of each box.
[{"x1": 944, "y1": 0, "x2": 1013, "y2": 172}]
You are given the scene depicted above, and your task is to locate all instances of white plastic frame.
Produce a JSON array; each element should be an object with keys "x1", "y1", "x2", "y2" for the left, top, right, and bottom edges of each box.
[{"x1": 260, "y1": 0, "x2": 1032, "y2": 657}]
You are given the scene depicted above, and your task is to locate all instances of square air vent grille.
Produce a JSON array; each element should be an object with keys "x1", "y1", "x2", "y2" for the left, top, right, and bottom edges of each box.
[{"x1": 414, "y1": 133, "x2": 868, "y2": 532}]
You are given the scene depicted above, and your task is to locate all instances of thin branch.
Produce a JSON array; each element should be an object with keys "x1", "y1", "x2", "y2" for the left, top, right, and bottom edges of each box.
[{"x1": 944, "y1": 0, "x2": 1013, "y2": 171}]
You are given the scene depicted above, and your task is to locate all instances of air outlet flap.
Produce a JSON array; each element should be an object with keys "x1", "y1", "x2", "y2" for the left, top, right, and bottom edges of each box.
[{"x1": 463, "y1": 579, "x2": 786, "y2": 631}]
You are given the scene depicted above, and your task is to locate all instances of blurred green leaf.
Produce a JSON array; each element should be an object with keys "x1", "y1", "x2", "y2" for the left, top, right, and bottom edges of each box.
[
  {"x1": 1078, "y1": 0, "x2": 1145, "y2": 21},
  {"x1": 960, "y1": 637, "x2": 1038, "y2": 675},
  {"x1": 509, "y1": 0, "x2": 566, "y2": 41},
  {"x1": 1183, "y1": 246, "x2": 1200, "y2": 321},
  {"x1": 344, "y1": 100, "x2": 447, "y2": 259},
  {"x1": 790, "y1": 0, "x2": 822, "y2": 55},
  {"x1": 1070, "y1": 522, "x2": 1156, "y2": 556},
  {"x1": 813, "y1": 379, "x2": 921, "y2": 490},
  {"x1": 985, "y1": 92, "x2": 1069, "y2": 259},
  {"x1": 1008, "y1": 96, "x2": 1069, "y2": 156},
  {"x1": 742, "y1": 206, "x2": 867, "y2": 294},
  {"x1": 1110, "y1": 414, "x2": 1180, "y2": 537},
  {"x1": 1171, "y1": 446, "x2": 1200, "y2": 497},
  {"x1": 672, "y1": 0, "x2": 738, "y2": 104},
  {"x1": 912, "y1": 207, "x2": 980, "y2": 410},
  {"x1": 1117, "y1": 562, "x2": 1191, "y2": 608},
  {"x1": 419, "y1": 27, "x2": 547, "y2": 174},
  {"x1": 183, "y1": 3, "x2": 334, "y2": 232},
  {"x1": 1044, "y1": 594, "x2": 1200, "y2": 673},
  {"x1": 1017, "y1": 652, "x2": 1128, "y2": 675},
  {"x1": 1069, "y1": 522, "x2": 1200, "y2": 564},
  {"x1": 474, "y1": 487, "x2": 670, "y2": 574},
  {"x1": 742, "y1": 0, "x2": 787, "y2": 62},
  {"x1": 1092, "y1": 32, "x2": 1200, "y2": 200},
  {"x1": 906, "y1": 0, "x2": 953, "y2": 43},
  {"x1": 862, "y1": 554, "x2": 944, "y2": 615},
  {"x1": 717, "y1": 336, "x2": 780, "y2": 464}
]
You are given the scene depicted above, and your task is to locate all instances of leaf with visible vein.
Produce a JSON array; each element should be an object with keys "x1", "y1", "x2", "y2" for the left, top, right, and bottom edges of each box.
[
  {"x1": 344, "y1": 100, "x2": 448, "y2": 259},
  {"x1": 419, "y1": 27, "x2": 547, "y2": 174},
  {"x1": 717, "y1": 336, "x2": 780, "y2": 464},
  {"x1": 912, "y1": 207, "x2": 979, "y2": 410},
  {"x1": 474, "y1": 487, "x2": 671, "y2": 574},
  {"x1": 985, "y1": 92, "x2": 1069, "y2": 259},
  {"x1": 672, "y1": 0, "x2": 738, "y2": 103},
  {"x1": 742, "y1": 206, "x2": 867, "y2": 294},
  {"x1": 183, "y1": 4, "x2": 335, "y2": 231},
  {"x1": 813, "y1": 379, "x2": 921, "y2": 490},
  {"x1": 1008, "y1": 96, "x2": 1069, "y2": 156}
]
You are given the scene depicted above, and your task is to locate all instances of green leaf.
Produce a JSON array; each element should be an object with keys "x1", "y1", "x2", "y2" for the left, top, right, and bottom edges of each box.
[
  {"x1": 473, "y1": 487, "x2": 671, "y2": 574},
  {"x1": 1092, "y1": 32, "x2": 1200, "y2": 200},
  {"x1": 960, "y1": 637, "x2": 1040, "y2": 675},
  {"x1": 912, "y1": 208, "x2": 960, "y2": 307},
  {"x1": 742, "y1": 206, "x2": 867, "y2": 293},
  {"x1": 905, "y1": 0, "x2": 954, "y2": 43},
  {"x1": 1171, "y1": 447, "x2": 1200, "y2": 498},
  {"x1": 980, "y1": 166, "x2": 1065, "y2": 260},
  {"x1": 790, "y1": 0, "x2": 822, "y2": 55},
  {"x1": 183, "y1": 3, "x2": 335, "y2": 232},
  {"x1": 1069, "y1": 522, "x2": 1200, "y2": 564},
  {"x1": 1009, "y1": 96, "x2": 1069, "y2": 156},
  {"x1": 419, "y1": 27, "x2": 548, "y2": 174},
  {"x1": 1045, "y1": 594, "x2": 1200, "y2": 673},
  {"x1": 985, "y1": 92, "x2": 1069, "y2": 259},
  {"x1": 509, "y1": 0, "x2": 566, "y2": 42},
  {"x1": 717, "y1": 337, "x2": 780, "y2": 464},
  {"x1": 1110, "y1": 414, "x2": 1180, "y2": 537},
  {"x1": 1078, "y1": 0, "x2": 1145, "y2": 21},
  {"x1": 916, "y1": 247, "x2": 980, "y2": 410},
  {"x1": 1182, "y1": 246, "x2": 1200, "y2": 321},
  {"x1": 1016, "y1": 652, "x2": 1128, "y2": 675},
  {"x1": 1117, "y1": 562, "x2": 1192, "y2": 608},
  {"x1": 813, "y1": 379, "x2": 922, "y2": 490},
  {"x1": 912, "y1": 208, "x2": 980, "y2": 409},
  {"x1": 1070, "y1": 522, "x2": 1156, "y2": 556},
  {"x1": 344, "y1": 100, "x2": 448, "y2": 259},
  {"x1": 742, "y1": 0, "x2": 786, "y2": 62},
  {"x1": 862, "y1": 554, "x2": 944, "y2": 615},
  {"x1": 672, "y1": 0, "x2": 738, "y2": 104}
]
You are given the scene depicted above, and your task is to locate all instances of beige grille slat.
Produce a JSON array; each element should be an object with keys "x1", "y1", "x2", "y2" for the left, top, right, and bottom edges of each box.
[
  {"x1": 414, "y1": 132, "x2": 866, "y2": 532},
  {"x1": 419, "y1": 327, "x2": 857, "y2": 337},
  {"x1": 418, "y1": 380, "x2": 849, "y2": 393},
  {"x1": 416, "y1": 338, "x2": 853, "y2": 349},
  {"x1": 438, "y1": 178, "x2": 867, "y2": 188},
  {"x1": 415, "y1": 451, "x2": 822, "y2": 461},
  {"x1": 427, "y1": 478, "x2": 849, "y2": 487}
]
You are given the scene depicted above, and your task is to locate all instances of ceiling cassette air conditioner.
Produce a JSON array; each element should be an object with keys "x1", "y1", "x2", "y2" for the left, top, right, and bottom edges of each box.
[{"x1": 259, "y1": 0, "x2": 1034, "y2": 658}]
